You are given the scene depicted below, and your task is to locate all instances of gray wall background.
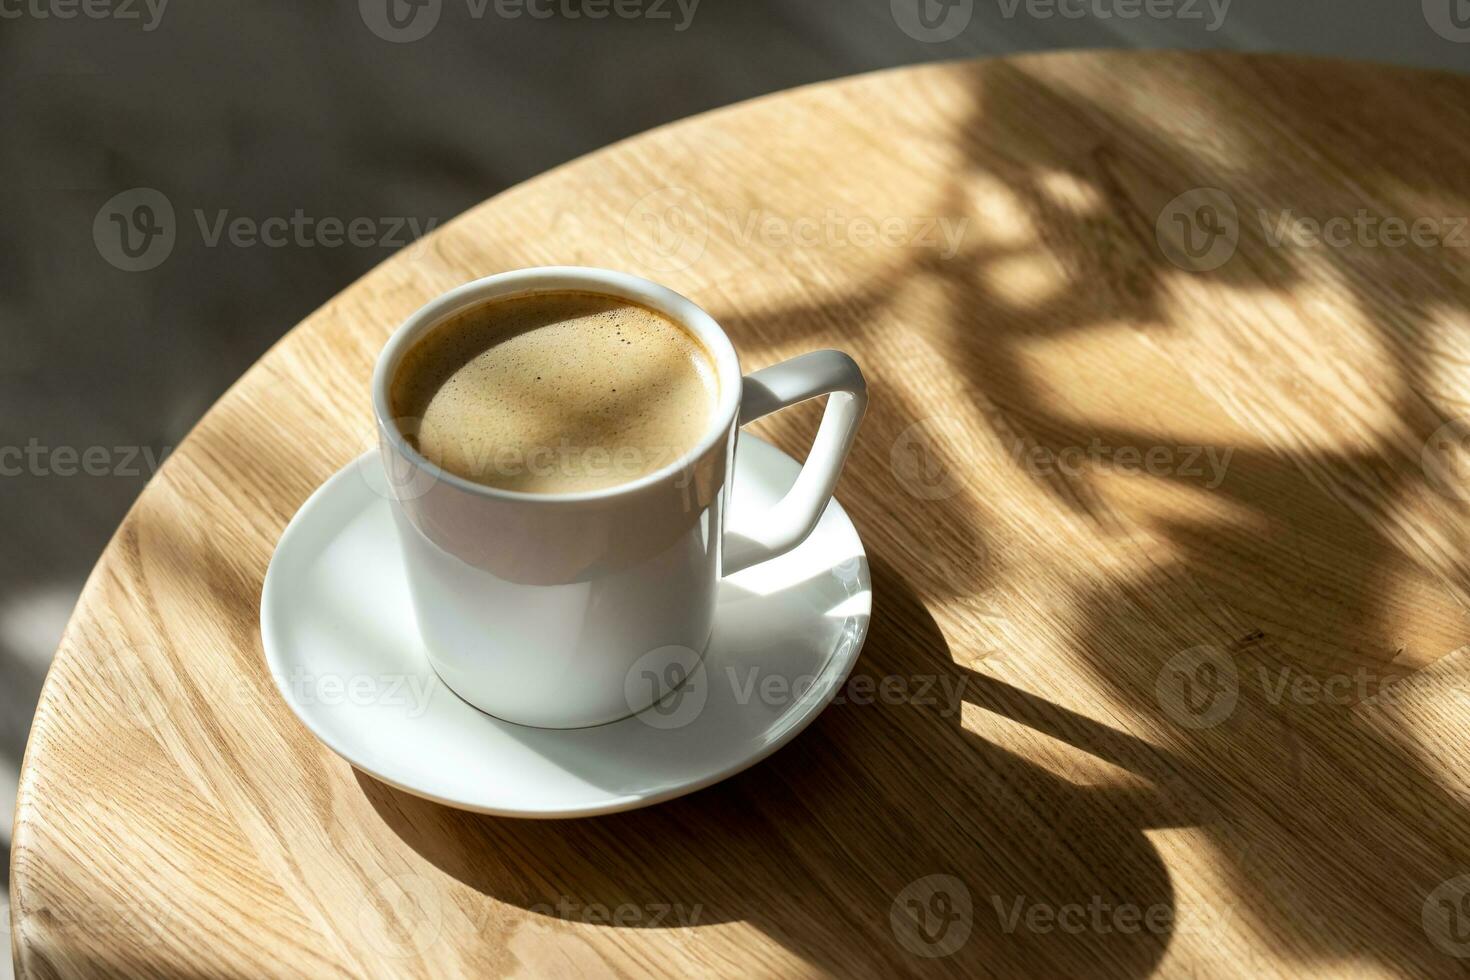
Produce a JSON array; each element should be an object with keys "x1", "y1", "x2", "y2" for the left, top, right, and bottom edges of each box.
[{"x1": 3, "y1": 0, "x2": 1468, "y2": 959}]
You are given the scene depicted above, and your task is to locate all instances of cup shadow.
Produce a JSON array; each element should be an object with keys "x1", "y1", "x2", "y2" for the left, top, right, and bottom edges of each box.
[{"x1": 359, "y1": 557, "x2": 1192, "y2": 977}]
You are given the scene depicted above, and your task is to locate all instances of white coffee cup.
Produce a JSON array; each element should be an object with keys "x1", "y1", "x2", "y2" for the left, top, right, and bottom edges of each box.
[{"x1": 372, "y1": 267, "x2": 866, "y2": 728}]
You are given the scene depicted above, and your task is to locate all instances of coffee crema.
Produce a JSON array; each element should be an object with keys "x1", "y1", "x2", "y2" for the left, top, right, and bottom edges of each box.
[{"x1": 389, "y1": 291, "x2": 719, "y2": 494}]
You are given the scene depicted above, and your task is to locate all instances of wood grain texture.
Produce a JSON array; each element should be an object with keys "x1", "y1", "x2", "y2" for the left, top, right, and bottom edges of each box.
[{"x1": 12, "y1": 52, "x2": 1470, "y2": 977}]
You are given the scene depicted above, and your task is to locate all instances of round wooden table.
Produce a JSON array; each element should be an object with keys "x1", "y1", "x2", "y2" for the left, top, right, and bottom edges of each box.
[{"x1": 14, "y1": 53, "x2": 1470, "y2": 977}]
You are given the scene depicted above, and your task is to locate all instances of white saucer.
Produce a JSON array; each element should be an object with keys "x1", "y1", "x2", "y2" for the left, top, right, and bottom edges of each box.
[{"x1": 260, "y1": 435, "x2": 870, "y2": 818}]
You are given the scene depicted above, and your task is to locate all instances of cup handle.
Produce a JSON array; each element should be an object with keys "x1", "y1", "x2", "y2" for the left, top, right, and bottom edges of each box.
[{"x1": 722, "y1": 350, "x2": 867, "y2": 575}]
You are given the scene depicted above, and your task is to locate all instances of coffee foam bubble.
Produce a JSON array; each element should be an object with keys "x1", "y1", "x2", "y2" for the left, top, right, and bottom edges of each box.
[{"x1": 390, "y1": 291, "x2": 718, "y2": 493}]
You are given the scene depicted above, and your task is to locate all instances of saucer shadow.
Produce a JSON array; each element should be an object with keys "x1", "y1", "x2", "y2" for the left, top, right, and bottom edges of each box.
[{"x1": 359, "y1": 558, "x2": 1186, "y2": 977}]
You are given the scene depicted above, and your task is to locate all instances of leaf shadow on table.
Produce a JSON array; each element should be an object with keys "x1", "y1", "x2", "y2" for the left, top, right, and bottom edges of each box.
[
  {"x1": 702, "y1": 54, "x2": 1470, "y2": 974},
  {"x1": 365, "y1": 54, "x2": 1470, "y2": 977},
  {"x1": 361, "y1": 556, "x2": 1195, "y2": 978}
]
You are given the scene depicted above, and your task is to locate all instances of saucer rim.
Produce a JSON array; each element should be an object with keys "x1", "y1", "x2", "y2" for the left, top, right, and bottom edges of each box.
[{"x1": 260, "y1": 440, "x2": 871, "y2": 819}]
